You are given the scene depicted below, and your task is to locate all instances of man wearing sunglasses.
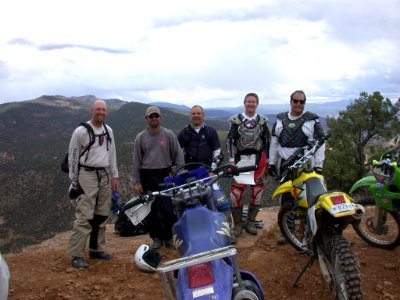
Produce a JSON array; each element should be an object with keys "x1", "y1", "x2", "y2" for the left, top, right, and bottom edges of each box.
[
  {"x1": 132, "y1": 106, "x2": 184, "y2": 249},
  {"x1": 268, "y1": 90, "x2": 325, "y2": 244}
]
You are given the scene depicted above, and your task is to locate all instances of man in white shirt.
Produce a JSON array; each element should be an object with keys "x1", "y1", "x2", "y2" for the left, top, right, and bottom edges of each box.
[
  {"x1": 67, "y1": 99, "x2": 119, "y2": 269},
  {"x1": 268, "y1": 90, "x2": 325, "y2": 244}
]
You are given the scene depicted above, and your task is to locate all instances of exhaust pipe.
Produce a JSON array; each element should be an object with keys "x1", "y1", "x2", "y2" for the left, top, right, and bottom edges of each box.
[{"x1": 352, "y1": 204, "x2": 365, "y2": 220}]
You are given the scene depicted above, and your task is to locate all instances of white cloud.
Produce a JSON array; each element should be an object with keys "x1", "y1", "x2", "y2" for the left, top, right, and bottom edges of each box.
[{"x1": 0, "y1": 0, "x2": 399, "y2": 106}]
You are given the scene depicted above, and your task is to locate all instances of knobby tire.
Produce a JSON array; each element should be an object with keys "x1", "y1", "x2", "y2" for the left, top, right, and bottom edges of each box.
[
  {"x1": 352, "y1": 198, "x2": 400, "y2": 249},
  {"x1": 329, "y1": 235, "x2": 362, "y2": 300}
]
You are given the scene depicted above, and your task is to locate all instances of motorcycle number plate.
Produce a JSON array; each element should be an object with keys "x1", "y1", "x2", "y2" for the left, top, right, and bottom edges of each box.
[
  {"x1": 330, "y1": 203, "x2": 354, "y2": 215},
  {"x1": 192, "y1": 286, "x2": 214, "y2": 298}
]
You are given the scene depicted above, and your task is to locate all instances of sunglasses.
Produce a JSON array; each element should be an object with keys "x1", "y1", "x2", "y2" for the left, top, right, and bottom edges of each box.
[
  {"x1": 292, "y1": 99, "x2": 305, "y2": 105},
  {"x1": 148, "y1": 113, "x2": 160, "y2": 119}
]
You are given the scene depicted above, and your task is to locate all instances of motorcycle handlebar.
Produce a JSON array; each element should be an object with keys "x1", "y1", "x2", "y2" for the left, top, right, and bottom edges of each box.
[
  {"x1": 236, "y1": 165, "x2": 258, "y2": 173},
  {"x1": 215, "y1": 164, "x2": 257, "y2": 178},
  {"x1": 122, "y1": 197, "x2": 144, "y2": 211},
  {"x1": 125, "y1": 164, "x2": 259, "y2": 207},
  {"x1": 152, "y1": 163, "x2": 259, "y2": 202},
  {"x1": 278, "y1": 137, "x2": 327, "y2": 181},
  {"x1": 122, "y1": 192, "x2": 159, "y2": 211},
  {"x1": 371, "y1": 159, "x2": 398, "y2": 178}
]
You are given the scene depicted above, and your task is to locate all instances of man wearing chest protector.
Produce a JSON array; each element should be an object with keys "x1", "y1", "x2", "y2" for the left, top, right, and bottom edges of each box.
[
  {"x1": 226, "y1": 93, "x2": 270, "y2": 242},
  {"x1": 268, "y1": 90, "x2": 325, "y2": 244}
]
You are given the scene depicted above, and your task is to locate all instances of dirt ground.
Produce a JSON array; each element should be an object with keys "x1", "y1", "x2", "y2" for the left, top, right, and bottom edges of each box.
[{"x1": 4, "y1": 207, "x2": 400, "y2": 300}]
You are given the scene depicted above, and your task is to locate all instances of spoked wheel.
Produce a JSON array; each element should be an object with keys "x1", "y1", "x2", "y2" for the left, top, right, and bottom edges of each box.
[
  {"x1": 352, "y1": 198, "x2": 400, "y2": 249},
  {"x1": 278, "y1": 203, "x2": 307, "y2": 252},
  {"x1": 318, "y1": 235, "x2": 362, "y2": 300}
]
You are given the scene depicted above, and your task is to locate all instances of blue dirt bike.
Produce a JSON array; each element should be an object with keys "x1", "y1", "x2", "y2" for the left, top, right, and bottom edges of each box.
[{"x1": 124, "y1": 163, "x2": 264, "y2": 300}]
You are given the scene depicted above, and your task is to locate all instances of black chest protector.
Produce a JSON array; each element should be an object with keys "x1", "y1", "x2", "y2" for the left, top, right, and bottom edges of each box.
[{"x1": 278, "y1": 114, "x2": 308, "y2": 148}]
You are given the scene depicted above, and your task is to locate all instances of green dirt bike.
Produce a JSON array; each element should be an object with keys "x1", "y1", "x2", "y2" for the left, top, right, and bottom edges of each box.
[
  {"x1": 349, "y1": 144, "x2": 400, "y2": 249},
  {"x1": 273, "y1": 138, "x2": 364, "y2": 299}
]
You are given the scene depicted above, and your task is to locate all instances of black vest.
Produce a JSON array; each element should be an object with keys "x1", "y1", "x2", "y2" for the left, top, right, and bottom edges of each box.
[{"x1": 278, "y1": 117, "x2": 308, "y2": 147}]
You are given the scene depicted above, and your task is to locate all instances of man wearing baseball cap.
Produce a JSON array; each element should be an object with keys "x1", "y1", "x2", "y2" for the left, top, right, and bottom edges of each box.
[
  {"x1": 132, "y1": 106, "x2": 184, "y2": 249},
  {"x1": 144, "y1": 106, "x2": 161, "y2": 117}
]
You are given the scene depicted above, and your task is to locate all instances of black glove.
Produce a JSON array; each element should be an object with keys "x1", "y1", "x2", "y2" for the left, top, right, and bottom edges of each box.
[
  {"x1": 69, "y1": 182, "x2": 84, "y2": 200},
  {"x1": 268, "y1": 165, "x2": 278, "y2": 177},
  {"x1": 314, "y1": 167, "x2": 323, "y2": 175}
]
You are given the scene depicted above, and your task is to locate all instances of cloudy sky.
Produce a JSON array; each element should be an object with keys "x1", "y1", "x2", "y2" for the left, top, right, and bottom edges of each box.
[{"x1": 1, "y1": 0, "x2": 399, "y2": 107}]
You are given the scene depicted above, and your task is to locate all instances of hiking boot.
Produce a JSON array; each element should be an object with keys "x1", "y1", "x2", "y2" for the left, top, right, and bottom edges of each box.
[
  {"x1": 151, "y1": 238, "x2": 163, "y2": 249},
  {"x1": 89, "y1": 251, "x2": 113, "y2": 260},
  {"x1": 231, "y1": 208, "x2": 243, "y2": 238},
  {"x1": 244, "y1": 222, "x2": 258, "y2": 235},
  {"x1": 71, "y1": 257, "x2": 89, "y2": 269},
  {"x1": 277, "y1": 235, "x2": 288, "y2": 245},
  {"x1": 232, "y1": 225, "x2": 242, "y2": 237},
  {"x1": 244, "y1": 205, "x2": 259, "y2": 235},
  {"x1": 164, "y1": 239, "x2": 176, "y2": 250}
]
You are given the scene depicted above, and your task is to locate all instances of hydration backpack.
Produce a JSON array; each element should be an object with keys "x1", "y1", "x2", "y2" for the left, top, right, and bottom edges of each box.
[{"x1": 61, "y1": 122, "x2": 110, "y2": 173}]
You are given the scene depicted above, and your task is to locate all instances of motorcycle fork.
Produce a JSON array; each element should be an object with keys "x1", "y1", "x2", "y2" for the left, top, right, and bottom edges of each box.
[
  {"x1": 292, "y1": 207, "x2": 307, "y2": 245},
  {"x1": 372, "y1": 205, "x2": 388, "y2": 233}
]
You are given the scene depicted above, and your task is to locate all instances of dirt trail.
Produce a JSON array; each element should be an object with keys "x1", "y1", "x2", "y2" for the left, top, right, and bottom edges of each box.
[{"x1": 4, "y1": 207, "x2": 400, "y2": 299}]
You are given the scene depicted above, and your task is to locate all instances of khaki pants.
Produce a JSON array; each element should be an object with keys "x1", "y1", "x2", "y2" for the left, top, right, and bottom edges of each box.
[{"x1": 67, "y1": 169, "x2": 111, "y2": 257}]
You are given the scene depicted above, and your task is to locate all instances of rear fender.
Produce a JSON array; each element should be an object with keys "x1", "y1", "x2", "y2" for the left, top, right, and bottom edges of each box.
[
  {"x1": 175, "y1": 259, "x2": 234, "y2": 299},
  {"x1": 348, "y1": 176, "x2": 376, "y2": 195},
  {"x1": 318, "y1": 192, "x2": 356, "y2": 217}
]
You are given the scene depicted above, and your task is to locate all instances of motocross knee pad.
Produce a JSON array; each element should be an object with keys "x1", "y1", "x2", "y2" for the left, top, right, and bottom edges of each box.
[
  {"x1": 250, "y1": 184, "x2": 263, "y2": 206},
  {"x1": 89, "y1": 214, "x2": 108, "y2": 249},
  {"x1": 230, "y1": 183, "x2": 246, "y2": 208}
]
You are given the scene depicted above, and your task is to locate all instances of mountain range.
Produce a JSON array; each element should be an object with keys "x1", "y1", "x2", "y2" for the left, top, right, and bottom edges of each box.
[
  {"x1": 0, "y1": 95, "x2": 345, "y2": 253},
  {"x1": 152, "y1": 99, "x2": 351, "y2": 120}
]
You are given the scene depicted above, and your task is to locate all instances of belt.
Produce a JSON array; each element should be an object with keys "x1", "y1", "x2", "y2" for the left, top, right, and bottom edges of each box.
[{"x1": 81, "y1": 165, "x2": 106, "y2": 172}]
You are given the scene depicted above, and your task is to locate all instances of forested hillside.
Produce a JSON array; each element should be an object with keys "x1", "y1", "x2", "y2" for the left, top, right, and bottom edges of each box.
[{"x1": 0, "y1": 95, "x2": 272, "y2": 253}]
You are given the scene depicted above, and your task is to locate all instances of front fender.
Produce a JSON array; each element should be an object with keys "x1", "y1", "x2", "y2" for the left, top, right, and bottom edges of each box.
[
  {"x1": 272, "y1": 181, "x2": 293, "y2": 201},
  {"x1": 348, "y1": 176, "x2": 376, "y2": 195}
]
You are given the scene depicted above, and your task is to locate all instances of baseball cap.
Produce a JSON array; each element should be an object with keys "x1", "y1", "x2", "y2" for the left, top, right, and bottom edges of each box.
[{"x1": 145, "y1": 106, "x2": 161, "y2": 117}]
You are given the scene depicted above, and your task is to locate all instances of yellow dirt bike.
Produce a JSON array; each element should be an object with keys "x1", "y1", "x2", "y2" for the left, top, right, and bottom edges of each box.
[{"x1": 272, "y1": 138, "x2": 365, "y2": 300}]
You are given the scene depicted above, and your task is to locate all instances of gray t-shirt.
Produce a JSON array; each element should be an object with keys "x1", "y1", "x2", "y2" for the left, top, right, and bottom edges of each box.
[{"x1": 132, "y1": 127, "x2": 184, "y2": 185}]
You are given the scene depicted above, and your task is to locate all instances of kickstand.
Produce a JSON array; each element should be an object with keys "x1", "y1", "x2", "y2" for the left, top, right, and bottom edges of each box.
[{"x1": 292, "y1": 255, "x2": 314, "y2": 287}]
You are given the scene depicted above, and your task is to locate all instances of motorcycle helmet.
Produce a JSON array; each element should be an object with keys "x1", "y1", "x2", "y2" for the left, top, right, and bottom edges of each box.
[{"x1": 134, "y1": 244, "x2": 162, "y2": 272}]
